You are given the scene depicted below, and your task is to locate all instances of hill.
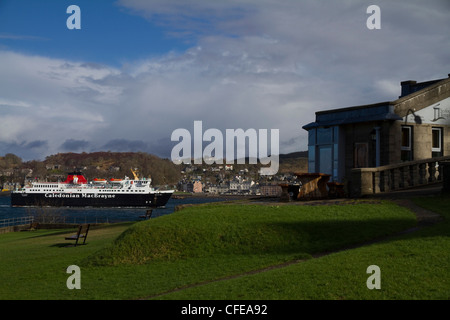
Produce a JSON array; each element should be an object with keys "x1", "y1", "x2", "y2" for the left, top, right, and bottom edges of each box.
[
  {"x1": 42, "y1": 152, "x2": 182, "y2": 185},
  {"x1": 278, "y1": 151, "x2": 308, "y2": 173},
  {"x1": 1, "y1": 150, "x2": 308, "y2": 187},
  {"x1": 0, "y1": 152, "x2": 182, "y2": 186}
]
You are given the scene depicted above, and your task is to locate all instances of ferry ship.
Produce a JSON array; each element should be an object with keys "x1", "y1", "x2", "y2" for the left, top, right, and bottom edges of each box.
[{"x1": 10, "y1": 170, "x2": 174, "y2": 208}]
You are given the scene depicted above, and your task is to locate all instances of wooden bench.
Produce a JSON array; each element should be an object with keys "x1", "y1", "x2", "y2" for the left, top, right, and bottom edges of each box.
[{"x1": 65, "y1": 224, "x2": 90, "y2": 247}]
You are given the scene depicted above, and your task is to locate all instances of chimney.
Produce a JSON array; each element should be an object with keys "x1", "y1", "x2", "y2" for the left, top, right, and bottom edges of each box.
[{"x1": 400, "y1": 80, "x2": 417, "y2": 98}]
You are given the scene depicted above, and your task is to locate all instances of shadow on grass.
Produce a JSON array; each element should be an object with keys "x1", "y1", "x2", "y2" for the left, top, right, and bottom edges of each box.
[
  {"x1": 226, "y1": 217, "x2": 420, "y2": 256},
  {"x1": 49, "y1": 243, "x2": 89, "y2": 248}
]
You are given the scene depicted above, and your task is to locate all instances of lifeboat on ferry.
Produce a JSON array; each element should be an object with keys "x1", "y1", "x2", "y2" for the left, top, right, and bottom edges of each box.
[
  {"x1": 110, "y1": 178, "x2": 123, "y2": 182},
  {"x1": 93, "y1": 178, "x2": 107, "y2": 183}
]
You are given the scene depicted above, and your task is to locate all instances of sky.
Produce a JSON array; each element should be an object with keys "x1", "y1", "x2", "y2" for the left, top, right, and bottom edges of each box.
[{"x1": 0, "y1": 0, "x2": 449, "y2": 161}]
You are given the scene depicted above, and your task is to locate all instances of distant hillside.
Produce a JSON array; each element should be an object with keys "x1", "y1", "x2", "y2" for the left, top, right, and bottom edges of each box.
[
  {"x1": 43, "y1": 152, "x2": 182, "y2": 185},
  {"x1": 279, "y1": 151, "x2": 308, "y2": 159},
  {"x1": 278, "y1": 151, "x2": 308, "y2": 173},
  {"x1": 2, "y1": 150, "x2": 308, "y2": 186}
]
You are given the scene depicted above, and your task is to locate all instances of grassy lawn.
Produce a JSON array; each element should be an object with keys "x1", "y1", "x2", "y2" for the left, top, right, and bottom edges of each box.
[
  {"x1": 0, "y1": 223, "x2": 134, "y2": 299},
  {"x1": 156, "y1": 197, "x2": 450, "y2": 300},
  {"x1": 0, "y1": 198, "x2": 447, "y2": 300}
]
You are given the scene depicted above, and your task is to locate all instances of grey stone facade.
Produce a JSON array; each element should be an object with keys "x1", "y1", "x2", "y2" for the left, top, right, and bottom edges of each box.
[{"x1": 303, "y1": 74, "x2": 450, "y2": 185}]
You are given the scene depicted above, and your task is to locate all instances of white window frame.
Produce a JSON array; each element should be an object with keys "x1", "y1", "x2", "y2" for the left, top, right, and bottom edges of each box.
[
  {"x1": 401, "y1": 126, "x2": 412, "y2": 151},
  {"x1": 432, "y1": 127, "x2": 442, "y2": 153}
]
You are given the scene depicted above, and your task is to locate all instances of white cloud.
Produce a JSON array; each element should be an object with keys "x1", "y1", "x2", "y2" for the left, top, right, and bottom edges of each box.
[
  {"x1": 0, "y1": 98, "x2": 31, "y2": 108},
  {"x1": 1, "y1": 0, "x2": 450, "y2": 161},
  {"x1": 374, "y1": 79, "x2": 401, "y2": 100},
  {"x1": 0, "y1": 51, "x2": 120, "y2": 157}
]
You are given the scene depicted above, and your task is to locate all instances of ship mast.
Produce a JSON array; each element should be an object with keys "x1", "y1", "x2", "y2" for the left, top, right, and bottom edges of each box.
[{"x1": 130, "y1": 168, "x2": 139, "y2": 180}]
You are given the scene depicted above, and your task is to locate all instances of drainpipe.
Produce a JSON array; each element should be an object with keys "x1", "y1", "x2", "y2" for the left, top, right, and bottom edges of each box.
[{"x1": 375, "y1": 127, "x2": 381, "y2": 167}]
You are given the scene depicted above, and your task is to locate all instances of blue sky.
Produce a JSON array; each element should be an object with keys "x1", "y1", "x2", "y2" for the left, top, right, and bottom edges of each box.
[
  {"x1": 0, "y1": 0, "x2": 449, "y2": 161},
  {"x1": 0, "y1": 0, "x2": 189, "y2": 65}
]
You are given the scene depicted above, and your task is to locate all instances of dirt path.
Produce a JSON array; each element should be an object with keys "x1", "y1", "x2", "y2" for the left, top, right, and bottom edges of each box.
[{"x1": 392, "y1": 198, "x2": 443, "y2": 226}]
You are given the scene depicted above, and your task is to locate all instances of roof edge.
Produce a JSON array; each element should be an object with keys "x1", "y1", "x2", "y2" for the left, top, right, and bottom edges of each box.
[
  {"x1": 315, "y1": 101, "x2": 394, "y2": 115},
  {"x1": 313, "y1": 75, "x2": 450, "y2": 116},
  {"x1": 393, "y1": 76, "x2": 450, "y2": 106}
]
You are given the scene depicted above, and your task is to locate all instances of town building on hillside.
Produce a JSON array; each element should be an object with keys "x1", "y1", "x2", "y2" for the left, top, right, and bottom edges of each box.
[
  {"x1": 303, "y1": 74, "x2": 450, "y2": 188},
  {"x1": 207, "y1": 183, "x2": 230, "y2": 194},
  {"x1": 260, "y1": 183, "x2": 282, "y2": 197},
  {"x1": 229, "y1": 178, "x2": 254, "y2": 194},
  {"x1": 1, "y1": 182, "x2": 21, "y2": 191},
  {"x1": 179, "y1": 180, "x2": 203, "y2": 193},
  {"x1": 192, "y1": 180, "x2": 203, "y2": 193}
]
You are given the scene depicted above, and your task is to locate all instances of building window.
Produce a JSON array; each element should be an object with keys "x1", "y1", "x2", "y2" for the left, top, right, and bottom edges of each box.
[
  {"x1": 317, "y1": 127, "x2": 332, "y2": 145},
  {"x1": 433, "y1": 107, "x2": 442, "y2": 122},
  {"x1": 432, "y1": 127, "x2": 443, "y2": 157},
  {"x1": 308, "y1": 126, "x2": 340, "y2": 181},
  {"x1": 401, "y1": 126, "x2": 412, "y2": 161},
  {"x1": 308, "y1": 128, "x2": 316, "y2": 173}
]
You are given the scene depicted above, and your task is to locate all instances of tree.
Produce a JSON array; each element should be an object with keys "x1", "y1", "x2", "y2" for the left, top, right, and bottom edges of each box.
[{"x1": 4, "y1": 153, "x2": 22, "y2": 167}]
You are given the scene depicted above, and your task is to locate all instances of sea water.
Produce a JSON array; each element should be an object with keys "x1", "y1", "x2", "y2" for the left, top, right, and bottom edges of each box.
[{"x1": 0, "y1": 195, "x2": 227, "y2": 224}]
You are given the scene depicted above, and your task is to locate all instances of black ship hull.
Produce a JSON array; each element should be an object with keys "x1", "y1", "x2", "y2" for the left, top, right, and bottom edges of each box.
[{"x1": 10, "y1": 191, "x2": 173, "y2": 208}]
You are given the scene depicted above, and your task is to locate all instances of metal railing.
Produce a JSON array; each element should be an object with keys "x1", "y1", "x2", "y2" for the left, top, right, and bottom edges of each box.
[{"x1": 0, "y1": 216, "x2": 34, "y2": 228}]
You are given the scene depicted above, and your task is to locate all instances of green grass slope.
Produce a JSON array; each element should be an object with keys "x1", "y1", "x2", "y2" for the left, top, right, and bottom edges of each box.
[
  {"x1": 152, "y1": 196, "x2": 450, "y2": 300},
  {"x1": 4, "y1": 198, "x2": 443, "y2": 300},
  {"x1": 87, "y1": 201, "x2": 417, "y2": 267}
]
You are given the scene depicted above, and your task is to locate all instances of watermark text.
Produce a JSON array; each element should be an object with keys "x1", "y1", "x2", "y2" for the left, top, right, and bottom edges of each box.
[
  {"x1": 66, "y1": 265, "x2": 81, "y2": 289},
  {"x1": 171, "y1": 121, "x2": 279, "y2": 175},
  {"x1": 366, "y1": 265, "x2": 381, "y2": 289}
]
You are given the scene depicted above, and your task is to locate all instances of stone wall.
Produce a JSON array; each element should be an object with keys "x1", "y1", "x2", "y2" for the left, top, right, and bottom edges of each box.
[{"x1": 350, "y1": 156, "x2": 450, "y2": 197}]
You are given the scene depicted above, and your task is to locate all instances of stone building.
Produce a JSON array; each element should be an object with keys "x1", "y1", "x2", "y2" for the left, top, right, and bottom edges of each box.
[
  {"x1": 303, "y1": 74, "x2": 450, "y2": 187},
  {"x1": 192, "y1": 180, "x2": 203, "y2": 193},
  {"x1": 180, "y1": 180, "x2": 203, "y2": 193},
  {"x1": 260, "y1": 183, "x2": 282, "y2": 197}
]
